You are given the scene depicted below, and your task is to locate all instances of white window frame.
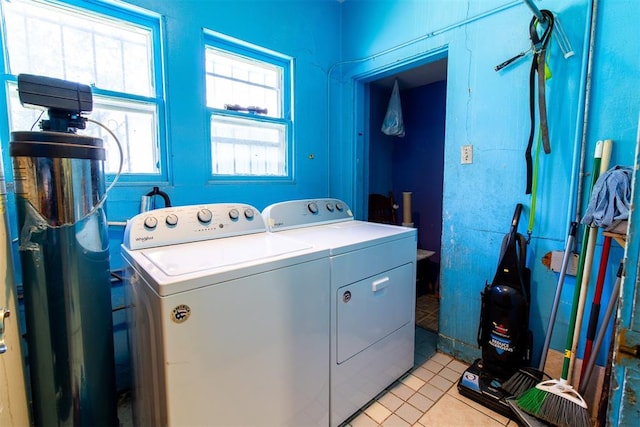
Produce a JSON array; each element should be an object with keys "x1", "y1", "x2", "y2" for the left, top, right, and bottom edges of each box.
[{"x1": 204, "y1": 30, "x2": 293, "y2": 181}]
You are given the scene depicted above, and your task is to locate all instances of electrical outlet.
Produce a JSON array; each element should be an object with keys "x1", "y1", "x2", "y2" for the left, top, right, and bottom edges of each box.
[{"x1": 461, "y1": 145, "x2": 473, "y2": 164}]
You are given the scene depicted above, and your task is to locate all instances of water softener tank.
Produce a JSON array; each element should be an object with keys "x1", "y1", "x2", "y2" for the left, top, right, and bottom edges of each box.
[{"x1": 10, "y1": 130, "x2": 117, "y2": 426}]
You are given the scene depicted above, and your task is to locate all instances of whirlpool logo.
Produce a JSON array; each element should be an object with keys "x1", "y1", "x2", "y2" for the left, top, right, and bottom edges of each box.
[{"x1": 135, "y1": 236, "x2": 154, "y2": 242}]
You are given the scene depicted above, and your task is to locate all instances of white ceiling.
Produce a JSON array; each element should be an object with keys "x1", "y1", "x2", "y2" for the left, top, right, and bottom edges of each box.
[{"x1": 370, "y1": 58, "x2": 448, "y2": 90}]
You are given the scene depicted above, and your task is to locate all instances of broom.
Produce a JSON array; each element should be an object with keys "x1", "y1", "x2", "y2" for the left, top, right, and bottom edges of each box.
[
  {"x1": 516, "y1": 288, "x2": 592, "y2": 427},
  {"x1": 517, "y1": 378, "x2": 590, "y2": 427},
  {"x1": 502, "y1": 222, "x2": 577, "y2": 398},
  {"x1": 514, "y1": 143, "x2": 606, "y2": 427}
]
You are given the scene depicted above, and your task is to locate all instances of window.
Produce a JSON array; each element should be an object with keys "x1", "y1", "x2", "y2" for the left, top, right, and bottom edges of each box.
[
  {"x1": 0, "y1": 0, "x2": 165, "y2": 178},
  {"x1": 205, "y1": 32, "x2": 293, "y2": 178}
]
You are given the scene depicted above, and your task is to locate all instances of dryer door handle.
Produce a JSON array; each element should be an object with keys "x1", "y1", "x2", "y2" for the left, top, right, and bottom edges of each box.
[{"x1": 371, "y1": 277, "x2": 390, "y2": 292}]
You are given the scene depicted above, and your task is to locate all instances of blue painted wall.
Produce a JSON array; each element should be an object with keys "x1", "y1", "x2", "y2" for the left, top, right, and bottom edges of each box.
[
  {"x1": 368, "y1": 85, "x2": 395, "y2": 196},
  {"x1": 393, "y1": 82, "x2": 446, "y2": 259},
  {"x1": 106, "y1": 0, "x2": 343, "y2": 269},
  {"x1": 369, "y1": 80, "x2": 446, "y2": 259},
  {"x1": 3, "y1": 0, "x2": 639, "y2": 399},
  {"x1": 336, "y1": 0, "x2": 640, "y2": 371}
]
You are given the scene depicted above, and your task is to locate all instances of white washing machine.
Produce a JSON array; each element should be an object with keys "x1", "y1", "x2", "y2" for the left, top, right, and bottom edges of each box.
[
  {"x1": 122, "y1": 203, "x2": 331, "y2": 426},
  {"x1": 262, "y1": 198, "x2": 417, "y2": 426}
]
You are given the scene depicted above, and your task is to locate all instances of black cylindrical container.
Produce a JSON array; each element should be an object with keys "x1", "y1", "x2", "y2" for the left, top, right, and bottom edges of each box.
[{"x1": 10, "y1": 131, "x2": 117, "y2": 426}]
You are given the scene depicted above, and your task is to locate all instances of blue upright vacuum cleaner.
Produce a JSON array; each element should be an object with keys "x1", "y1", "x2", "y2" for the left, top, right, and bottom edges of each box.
[{"x1": 457, "y1": 204, "x2": 532, "y2": 418}]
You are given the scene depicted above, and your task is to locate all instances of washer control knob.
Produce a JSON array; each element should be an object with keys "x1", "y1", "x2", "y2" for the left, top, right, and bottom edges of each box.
[
  {"x1": 336, "y1": 202, "x2": 344, "y2": 211},
  {"x1": 307, "y1": 202, "x2": 319, "y2": 214},
  {"x1": 326, "y1": 202, "x2": 335, "y2": 212},
  {"x1": 144, "y1": 216, "x2": 158, "y2": 229},
  {"x1": 165, "y1": 214, "x2": 178, "y2": 226},
  {"x1": 244, "y1": 208, "x2": 255, "y2": 220},
  {"x1": 197, "y1": 209, "x2": 212, "y2": 223},
  {"x1": 228, "y1": 209, "x2": 239, "y2": 220}
]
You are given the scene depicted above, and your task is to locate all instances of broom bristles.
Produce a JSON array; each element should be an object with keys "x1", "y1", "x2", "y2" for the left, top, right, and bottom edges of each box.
[
  {"x1": 537, "y1": 392, "x2": 592, "y2": 427},
  {"x1": 516, "y1": 386, "x2": 547, "y2": 415},
  {"x1": 517, "y1": 379, "x2": 592, "y2": 427},
  {"x1": 501, "y1": 367, "x2": 542, "y2": 398}
]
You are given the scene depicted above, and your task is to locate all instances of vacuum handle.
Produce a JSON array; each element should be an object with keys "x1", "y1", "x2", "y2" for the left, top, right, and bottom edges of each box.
[
  {"x1": 510, "y1": 203, "x2": 524, "y2": 233},
  {"x1": 498, "y1": 203, "x2": 524, "y2": 260}
]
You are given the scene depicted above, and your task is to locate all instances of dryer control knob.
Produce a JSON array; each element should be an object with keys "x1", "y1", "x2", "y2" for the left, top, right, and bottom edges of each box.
[
  {"x1": 228, "y1": 209, "x2": 239, "y2": 220},
  {"x1": 165, "y1": 214, "x2": 178, "y2": 226},
  {"x1": 244, "y1": 208, "x2": 255, "y2": 220},
  {"x1": 197, "y1": 209, "x2": 212, "y2": 223},
  {"x1": 326, "y1": 202, "x2": 335, "y2": 212},
  {"x1": 336, "y1": 202, "x2": 344, "y2": 211},
  {"x1": 307, "y1": 202, "x2": 319, "y2": 214},
  {"x1": 144, "y1": 216, "x2": 158, "y2": 229}
]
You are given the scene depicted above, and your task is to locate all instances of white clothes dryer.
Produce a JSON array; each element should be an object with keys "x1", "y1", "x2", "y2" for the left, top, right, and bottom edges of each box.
[
  {"x1": 122, "y1": 203, "x2": 330, "y2": 426},
  {"x1": 262, "y1": 198, "x2": 417, "y2": 427}
]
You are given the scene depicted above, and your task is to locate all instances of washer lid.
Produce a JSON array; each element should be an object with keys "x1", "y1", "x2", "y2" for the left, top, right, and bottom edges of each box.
[
  {"x1": 124, "y1": 232, "x2": 328, "y2": 296},
  {"x1": 272, "y1": 220, "x2": 416, "y2": 255},
  {"x1": 142, "y1": 232, "x2": 313, "y2": 277}
]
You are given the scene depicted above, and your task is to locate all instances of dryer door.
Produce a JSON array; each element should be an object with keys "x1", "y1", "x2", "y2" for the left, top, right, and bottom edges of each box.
[{"x1": 336, "y1": 263, "x2": 413, "y2": 364}]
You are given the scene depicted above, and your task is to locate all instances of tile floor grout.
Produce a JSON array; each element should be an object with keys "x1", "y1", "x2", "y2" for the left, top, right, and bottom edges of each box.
[
  {"x1": 343, "y1": 336, "x2": 516, "y2": 427},
  {"x1": 415, "y1": 294, "x2": 439, "y2": 333}
]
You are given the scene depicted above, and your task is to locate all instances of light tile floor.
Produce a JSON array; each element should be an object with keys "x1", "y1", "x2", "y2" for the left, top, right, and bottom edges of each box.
[
  {"x1": 415, "y1": 294, "x2": 439, "y2": 332},
  {"x1": 119, "y1": 327, "x2": 513, "y2": 427},
  {"x1": 342, "y1": 329, "x2": 517, "y2": 427}
]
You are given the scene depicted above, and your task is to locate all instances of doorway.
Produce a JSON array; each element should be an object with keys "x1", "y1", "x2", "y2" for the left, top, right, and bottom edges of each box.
[{"x1": 365, "y1": 57, "x2": 447, "y2": 333}]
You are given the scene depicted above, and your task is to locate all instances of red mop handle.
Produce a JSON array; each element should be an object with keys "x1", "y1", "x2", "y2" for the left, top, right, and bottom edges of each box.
[{"x1": 580, "y1": 235, "x2": 612, "y2": 380}]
